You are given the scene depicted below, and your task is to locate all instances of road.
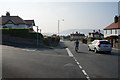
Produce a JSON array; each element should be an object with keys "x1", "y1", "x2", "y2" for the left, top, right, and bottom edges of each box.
[
  {"x1": 2, "y1": 41, "x2": 119, "y2": 79},
  {"x1": 64, "y1": 41, "x2": 119, "y2": 79}
]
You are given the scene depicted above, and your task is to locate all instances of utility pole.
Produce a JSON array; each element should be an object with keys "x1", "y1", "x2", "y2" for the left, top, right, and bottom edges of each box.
[
  {"x1": 58, "y1": 20, "x2": 59, "y2": 35},
  {"x1": 57, "y1": 19, "x2": 64, "y2": 36}
]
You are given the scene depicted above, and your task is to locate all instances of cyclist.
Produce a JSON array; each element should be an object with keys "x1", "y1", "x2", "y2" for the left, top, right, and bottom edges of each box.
[{"x1": 74, "y1": 39, "x2": 79, "y2": 52}]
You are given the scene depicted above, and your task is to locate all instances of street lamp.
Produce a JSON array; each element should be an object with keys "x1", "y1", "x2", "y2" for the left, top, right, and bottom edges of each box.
[
  {"x1": 58, "y1": 19, "x2": 64, "y2": 36},
  {"x1": 36, "y1": 26, "x2": 40, "y2": 48}
]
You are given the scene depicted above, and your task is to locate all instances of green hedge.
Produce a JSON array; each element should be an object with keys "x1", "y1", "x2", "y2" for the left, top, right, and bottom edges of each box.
[{"x1": 2, "y1": 28, "x2": 43, "y2": 39}]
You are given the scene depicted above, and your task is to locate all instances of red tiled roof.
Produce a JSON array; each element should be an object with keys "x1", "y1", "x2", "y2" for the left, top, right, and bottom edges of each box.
[
  {"x1": 2, "y1": 16, "x2": 26, "y2": 25},
  {"x1": 24, "y1": 20, "x2": 35, "y2": 26},
  {"x1": 104, "y1": 22, "x2": 120, "y2": 30}
]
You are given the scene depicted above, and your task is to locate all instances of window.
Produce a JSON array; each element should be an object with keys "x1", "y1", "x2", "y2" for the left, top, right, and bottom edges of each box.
[
  {"x1": 111, "y1": 30, "x2": 112, "y2": 34},
  {"x1": 100, "y1": 41, "x2": 110, "y2": 44},
  {"x1": 106, "y1": 30, "x2": 107, "y2": 34},
  {"x1": 115, "y1": 29, "x2": 117, "y2": 34}
]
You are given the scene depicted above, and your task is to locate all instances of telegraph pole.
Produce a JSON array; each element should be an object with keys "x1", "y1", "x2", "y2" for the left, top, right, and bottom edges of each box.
[
  {"x1": 57, "y1": 19, "x2": 64, "y2": 36},
  {"x1": 58, "y1": 20, "x2": 59, "y2": 35}
]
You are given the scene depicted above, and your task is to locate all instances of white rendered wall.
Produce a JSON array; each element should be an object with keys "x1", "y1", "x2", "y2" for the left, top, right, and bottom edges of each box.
[{"x1": 104, "y1": 29, "x2": 120, "y2": 38}]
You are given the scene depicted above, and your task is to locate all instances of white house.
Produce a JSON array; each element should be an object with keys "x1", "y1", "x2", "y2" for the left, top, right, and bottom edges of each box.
[
  {"x1": 70, "y1": 32, "x2": 85, "y2": 39},
  {"x1": 104, "y1": 16, "x2": 120, "y2": 48},
  {"x1": 104, "y1": 16, "x2": 120, "y2": 38},
  {"x1": 1, "y1": 12, "x2": 35, "y2": 30},
  {"x1": 88, "y1": 30, "x2": 104, "y2": 38}
]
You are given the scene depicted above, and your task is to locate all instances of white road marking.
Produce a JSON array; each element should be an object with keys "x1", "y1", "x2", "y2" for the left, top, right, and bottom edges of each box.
[
  {"x1": 21, "y1": 49, "x2": 36, "y2": 51},
  {"x1": 66, "y1": 48, "x2": 91, "y2": 80},
  {"x1": 76, "y1": 62, "x2": 80, "y2": 65},
  {"x1": 82, "y1": 70, "x2": 87, "y2": 76},
  {"x1": 66, "y1": 48, "x2": 74, "y2": 57},
  {"x1": 78, "y1": 65, "x2": 83, "y2": 69}
]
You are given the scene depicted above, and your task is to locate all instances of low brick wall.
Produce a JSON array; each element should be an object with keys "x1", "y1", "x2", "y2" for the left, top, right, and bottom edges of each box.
[{"x1": 2, "y1": 35, "x2": 43, "y2": 46}]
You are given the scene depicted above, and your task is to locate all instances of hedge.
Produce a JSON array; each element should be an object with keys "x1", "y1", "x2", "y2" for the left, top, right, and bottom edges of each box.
[
  {"x1": 2, "y1": 28, "x2": 43, "y2": 39},
  {"x1": 43, "y1": 36, "x2": 60, "y2": 46}
]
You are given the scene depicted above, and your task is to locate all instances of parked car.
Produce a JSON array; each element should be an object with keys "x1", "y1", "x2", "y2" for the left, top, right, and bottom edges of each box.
[{"x1": 88, "y1": 40, "x2": 112, "y2": 53}]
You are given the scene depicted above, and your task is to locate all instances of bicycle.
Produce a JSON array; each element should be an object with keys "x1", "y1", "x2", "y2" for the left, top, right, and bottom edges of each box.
[{"x1": 75, "y1": 46, "x2": 79, "y2": 52}]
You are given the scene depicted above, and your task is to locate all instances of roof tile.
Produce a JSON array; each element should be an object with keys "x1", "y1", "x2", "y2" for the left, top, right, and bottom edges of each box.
[{"x1": 104, "y1": 22, "x2": 120, "y2": 30}]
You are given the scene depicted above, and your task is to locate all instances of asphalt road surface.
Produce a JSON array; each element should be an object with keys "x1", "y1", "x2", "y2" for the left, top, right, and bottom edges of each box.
[
  {"x1": 2, "y1": 41, "x2": 120, "y2": 79},
  {"x1": 64, "y1": 41, "x2": 119, "y2": 79}
]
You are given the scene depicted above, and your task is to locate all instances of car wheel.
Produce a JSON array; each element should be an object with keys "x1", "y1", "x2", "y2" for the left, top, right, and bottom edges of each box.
[
  {"x1": 107, "y1": 51, "x2": 111, "y2": 54},
  {"x1": 88, "y1": 47, "x2": 91, "y2": 51},
  {"x1": 94, "y1": 48, "x2": 98, "y2": 53}
]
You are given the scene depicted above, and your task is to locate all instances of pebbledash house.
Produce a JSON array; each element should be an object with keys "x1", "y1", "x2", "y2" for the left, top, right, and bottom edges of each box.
[
  {"x1": 0, "y1": 12, "x2": 35, "y2": 31},
  {"x1": 104, "y1": 16, "x2": 120, "y2": 48}
]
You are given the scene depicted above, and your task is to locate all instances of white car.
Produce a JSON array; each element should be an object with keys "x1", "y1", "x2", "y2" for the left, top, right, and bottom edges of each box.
[{"x1": 88, "y1": 40, "x2": 112, "y2": 53}]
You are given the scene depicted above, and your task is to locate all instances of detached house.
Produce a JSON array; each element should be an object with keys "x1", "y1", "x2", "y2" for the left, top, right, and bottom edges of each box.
[
  {"x1": 1, "y1": 12, "x2": 35, "y2": 30},
  {"x1": 70, "y1": 32, "x2": 85, "y2": 39},
  {"x1": 88, "y1": 30, "x2": 104, "y2": 38},
  {"x1": 104, "y1": 16, "x2": 120, "y2": 48}
]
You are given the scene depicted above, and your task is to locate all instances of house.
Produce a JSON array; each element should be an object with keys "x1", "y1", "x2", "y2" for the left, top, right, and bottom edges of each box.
[
  {"x1": 88, "y1": 30, "x2": 104, "y2": 38},
  {"x1": 104, "y1": 16, "x2": 120, "y2": 48},
  {"x1": 70, "y1": 32, "x2": 85, "y2": 39},
  {"x1": 1, "y1": 12, "x2": 35, "y2": 30}
]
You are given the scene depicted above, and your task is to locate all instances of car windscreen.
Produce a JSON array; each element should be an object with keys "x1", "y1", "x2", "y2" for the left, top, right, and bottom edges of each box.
[{"x1": 100, "y1": 41, "x2": 110, "y2": 44}]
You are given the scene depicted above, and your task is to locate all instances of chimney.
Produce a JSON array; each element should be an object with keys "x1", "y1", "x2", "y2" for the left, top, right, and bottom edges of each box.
[
  {"x1": 119, "y1": 16, "x2": 120, "y2": 23},
  {"x1": 6, "y1": 12, "x2": 10, "y2": 17},
  {"x1": 98, "y1": 29, "x2": 100, "y2": 33},
  {"x1": 114, "y1": 16, "x2": 118, "y2": 23}
]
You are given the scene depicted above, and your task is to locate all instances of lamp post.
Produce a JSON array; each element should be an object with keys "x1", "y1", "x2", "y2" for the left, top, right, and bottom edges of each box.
[
  {"x1": 36, "y1": 26, "x2": 39, "y2": 48},
  {"x1": 58, "y1": 19, "x2": 64, "y2": 36}
]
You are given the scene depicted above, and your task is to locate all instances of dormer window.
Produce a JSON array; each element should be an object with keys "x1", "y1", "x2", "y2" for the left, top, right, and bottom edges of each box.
[{"x1": 7, "y1": 21, "x2": 13, "y2": 24}]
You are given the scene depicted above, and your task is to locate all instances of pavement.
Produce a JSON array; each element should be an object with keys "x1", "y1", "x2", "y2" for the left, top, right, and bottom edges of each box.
[{"x1": 2, "y1": 41, "x2": 120, "y2": 80}]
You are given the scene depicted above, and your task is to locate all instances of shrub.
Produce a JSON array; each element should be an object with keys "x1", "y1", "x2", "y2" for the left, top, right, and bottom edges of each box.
[
  {"x1": 2, "y1": 28, "x2": 43, "y2": 39},
  {"x1": 43, "y1": 36, "x2": 60, "y2": 46}
]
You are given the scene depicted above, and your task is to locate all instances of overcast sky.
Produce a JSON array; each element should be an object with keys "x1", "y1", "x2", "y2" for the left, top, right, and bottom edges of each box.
[{"x1": 0, "y1": 0, "x2": 118, "y2": 33}]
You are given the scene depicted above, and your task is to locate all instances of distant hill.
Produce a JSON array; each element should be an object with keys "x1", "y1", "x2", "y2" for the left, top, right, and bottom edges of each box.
[{"x1": 60, "y1": 29, "x2": 104, "y2": 36}]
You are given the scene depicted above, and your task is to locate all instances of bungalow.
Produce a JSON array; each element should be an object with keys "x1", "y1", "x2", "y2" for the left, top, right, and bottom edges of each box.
[
  {"x1": 88, "y1": 30, "x2": 104, "y2": 38},
  {"x1": 70, "y1": 32, "x2": 85, "y2": 39},
  {"x1": 104, "y1": 16, "x2": 120, "y2": 48},
  {"x1": 1, "y1": 12, "x2": 35, "y2": 30}
]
